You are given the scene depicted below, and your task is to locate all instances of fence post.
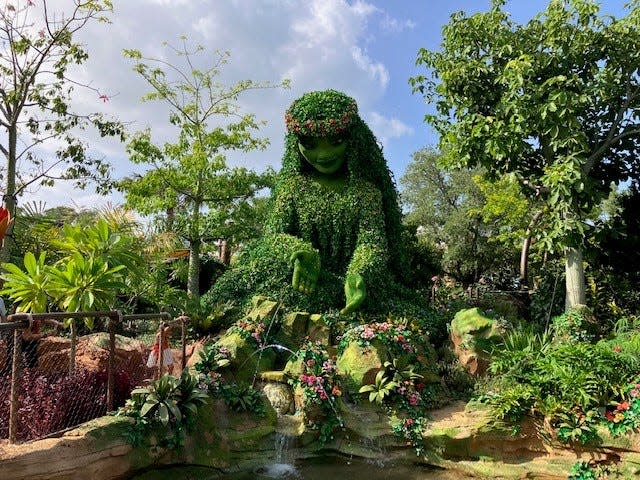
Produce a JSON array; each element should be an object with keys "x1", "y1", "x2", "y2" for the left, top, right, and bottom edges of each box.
[
  {"x1": 158, "y1": 321, "x2": 165, "y2": 378},
  {"x1": 180, "y1": 316, "x2": 187, "y2": 371},
  {"x1": 9, "y1": 327, "x2": 22, "y2": 444},
  {"x1": 107, "y1": 312, "x2": 119, "y2": 412},
  {"x1": 69, "y1": 319, "x2": 76, "y2": 374}
]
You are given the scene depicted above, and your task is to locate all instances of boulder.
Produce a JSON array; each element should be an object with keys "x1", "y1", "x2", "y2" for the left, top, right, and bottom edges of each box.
[
  {"x1": 450, "y1": 307, "x2": 501, "y2": 376},
  {"x1": 215, "y1": 331, "x2": 275, "y2": 384},
  {"x1": 336, "y1": 340, "x2": 387, "y2": 393}
]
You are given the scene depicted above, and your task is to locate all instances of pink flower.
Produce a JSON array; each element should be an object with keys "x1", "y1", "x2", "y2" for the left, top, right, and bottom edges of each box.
[
  {"x1": 361, "y1": 327, "x2": 374, "y2": 339},
  {"x1": 617, "y1": 401, "x2": 630, "y2": 411},
  {"x1": 322, "y1": 360, "x2": 335, "y2": 372},
  {"x1": 405, "y1": 418, "x2": 414, "y2": 426},
  {"x1": 408, "y1": 393, "x2": 419, "y2": 406},
  {"x1": 306, "y1": 359, "x2": 316, "y2": 367}
]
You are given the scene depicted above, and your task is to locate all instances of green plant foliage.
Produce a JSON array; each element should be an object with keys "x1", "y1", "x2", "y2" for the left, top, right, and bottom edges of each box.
[
  {"x1": 0, "y1": 252, "x2": 50, "y2": 312},
  {"x1": 412, "y1": 0, "x2": 640, "y2": 309},
  {"x1": 288, "y1": 339, "x2": 342, "y2": 443},
  {"x1": 121, "y1": 42, "x2": 284, "y2": 301},
  {"x1": 479, "y1": 325, "x2": 640, "y2": 443},
  {"x1": 120, "y1": 371, "x2": 208, "y2": 447},
  {"x1": 360, "y1": 370, "x2": 397, "y2": 405},
  {"x1": 219, "y1": 383, "x2": 265, "y2": 416},
  {"x1": 568, "y1": 460, "x2": 618, "y2": 480},
  {"x1": 1, "y1": 217, "x2": 142, "y2": 319},
  {"x1": 194, "y1": 343, "x2": 231, "y2": 374},
  {"x1": 206, "y1": 89, "x2": 416, "y2": 317}
]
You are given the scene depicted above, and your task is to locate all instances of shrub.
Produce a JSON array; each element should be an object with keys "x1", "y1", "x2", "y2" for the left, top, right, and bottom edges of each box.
[
  {"x1": 119, "y1": 371, "x2": 208, "y2": 447},
  {"x1": 477, "y1": 326, "x2": 640, "y2": 444},
  {"x1": 0, "y1": 367, "x2": 133, "y2": 442}
]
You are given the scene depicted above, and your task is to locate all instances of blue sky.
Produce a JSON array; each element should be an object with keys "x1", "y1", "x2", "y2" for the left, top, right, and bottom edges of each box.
[{"x1": 26, "y1": 0, "x2": 632, "y2": 208}]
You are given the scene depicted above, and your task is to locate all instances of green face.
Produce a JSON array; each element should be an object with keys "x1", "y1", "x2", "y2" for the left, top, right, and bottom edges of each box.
[{"x1": 297, "y1": 136, "x2": 347, "y2": 175}]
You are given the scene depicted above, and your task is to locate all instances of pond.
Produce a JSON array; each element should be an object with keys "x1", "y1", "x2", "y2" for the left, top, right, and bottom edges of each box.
[{"x1": 132, "y1": 456, "x2": 472, "y2": 480}]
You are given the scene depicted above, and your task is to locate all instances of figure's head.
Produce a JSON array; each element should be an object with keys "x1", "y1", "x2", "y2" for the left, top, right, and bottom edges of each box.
[{"x1": 285, "y1": 90, "x2": 358, "y2": 176}]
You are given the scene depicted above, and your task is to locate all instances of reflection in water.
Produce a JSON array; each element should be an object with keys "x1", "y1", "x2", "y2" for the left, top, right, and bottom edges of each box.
[{"x1": 212, "y1": 456, "x2": 470, "y2": 480}]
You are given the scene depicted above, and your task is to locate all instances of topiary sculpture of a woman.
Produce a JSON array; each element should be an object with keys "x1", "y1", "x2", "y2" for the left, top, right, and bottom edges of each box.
[{"x1": 204, "y1": 89, "x2": 407, "y2": 316}]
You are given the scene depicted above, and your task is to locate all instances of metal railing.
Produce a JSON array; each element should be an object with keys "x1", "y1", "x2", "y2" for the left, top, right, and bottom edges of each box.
[{"x1": 0, "y1": 310, "x2": 190, "y2": 444}]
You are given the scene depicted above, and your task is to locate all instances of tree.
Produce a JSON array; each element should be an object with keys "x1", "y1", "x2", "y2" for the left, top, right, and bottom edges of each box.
[
  {"x1": 401, "y1": 147, "x2": 521, "y2": 286},
  {"x1": 120, "y1": 40, "x2": 287, "y2": 302},
  {"x1": 411, "y1": 0, "x2": 640, "y2": 310},
  {"x1": 0, "y1": 1, "x2": 123, "y2": 259}
]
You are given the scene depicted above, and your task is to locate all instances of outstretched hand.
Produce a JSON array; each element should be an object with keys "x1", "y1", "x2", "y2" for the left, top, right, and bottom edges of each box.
[
  {"x1": 340, "y1": 273, "x2": 366, "y2": 315},
  {"x1": 291, "y1": 250, "x2": 321, "y2": 294}
]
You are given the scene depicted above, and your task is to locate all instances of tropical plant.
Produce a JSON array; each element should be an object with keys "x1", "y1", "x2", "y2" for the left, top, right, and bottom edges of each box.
[
  {"x1": 120, "y1": 40, "x2": 285, "y2": 301},
  {"x1": 412, "y1": 0, "x2": 640, "y2": 311},
  {"x1": 194, "y1": 344, "x2": 231, "y2": 374},
  {"x1": 0, "y1": 251, "x2": 50, "y2": 312},
  {"x1": 220, "y1": 383, "x2": 265, "y2": 416},
  {"x1": 359, "y1": 369, "x2": 398, "y2": 405},
  {"x1": 120, "y1": 371, "x2": 208, "y2": 447},
  {"x1": 0, "y1": 0, "x2": 124, "y2": 260}
]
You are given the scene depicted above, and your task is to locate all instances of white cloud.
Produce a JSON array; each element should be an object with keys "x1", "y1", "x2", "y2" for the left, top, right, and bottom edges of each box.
[
  {"x1": 351, "y1": 46, "x2": 389, "y2": 89},
  {"x1": 366, "y1": 111, "x2": 414, "y2": 145},
  {"x1": 16, "y1": 0, "x2": 395, "y2": 209},
  {"x1": 380, "y1": 14, "x2": 416, "y2": 33}
]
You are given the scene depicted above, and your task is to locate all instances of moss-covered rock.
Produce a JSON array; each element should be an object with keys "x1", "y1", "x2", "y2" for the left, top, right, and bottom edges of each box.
[
  {"x1": 215, "y1": 331, "x2": 275, "y2": 384},
  {"x1": 336, "y1": 340, "x2": 387, "y2": 393},
  {"x1": 450, "y1": 307, "x2": 501, "y2": 376}
]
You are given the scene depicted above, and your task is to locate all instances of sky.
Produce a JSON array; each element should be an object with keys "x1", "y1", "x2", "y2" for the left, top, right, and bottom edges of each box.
[{"x1": 13, "y1": 0, "x2": 632, "y2": 210}]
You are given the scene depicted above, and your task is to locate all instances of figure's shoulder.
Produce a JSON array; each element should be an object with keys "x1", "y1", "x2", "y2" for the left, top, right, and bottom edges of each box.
[{"x1": 350, "y1": 178, "x2": 383, "y2": 197}]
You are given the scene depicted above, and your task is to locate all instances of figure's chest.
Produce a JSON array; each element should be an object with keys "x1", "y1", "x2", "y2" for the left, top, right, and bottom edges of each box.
[{"x1": 292, "y1": 180, "x2": 363, "y2": 232}]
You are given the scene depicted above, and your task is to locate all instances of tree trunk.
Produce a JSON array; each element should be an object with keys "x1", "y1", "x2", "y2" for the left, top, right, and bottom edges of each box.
[
  {"x1": 1, "y1": 125, "x2": 18, "y2": 263},
  {"x1": 187, "y1": 238, "x2": 201, "y2": 300},
  {"x1": 564, "y1": 246, "x2": 586, "y2": 311},
  {"x1": 187, "y1": 200, "x2": 201, "y2": 300},
  {"x1": 519, "y1": 209, "x2": 544, "y2": 288}
]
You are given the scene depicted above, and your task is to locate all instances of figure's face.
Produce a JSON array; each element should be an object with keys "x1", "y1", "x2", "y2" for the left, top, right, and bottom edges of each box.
[{"x1": 297, "y1": 136, "x2": 347, "y2": 174}]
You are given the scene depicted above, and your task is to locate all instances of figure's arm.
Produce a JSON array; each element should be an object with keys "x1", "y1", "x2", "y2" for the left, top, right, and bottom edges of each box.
[
  {"x1": 342, "y1": 185, "x2": 389, "y2": 314},
  {"x1": 265, "y1": 179, "x2": 321, "y2": 295}
]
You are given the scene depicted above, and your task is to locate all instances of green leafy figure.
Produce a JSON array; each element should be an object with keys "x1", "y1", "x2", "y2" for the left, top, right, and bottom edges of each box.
[{"x1": 206, "y1": 90, "x2": 406, "y2": 315}]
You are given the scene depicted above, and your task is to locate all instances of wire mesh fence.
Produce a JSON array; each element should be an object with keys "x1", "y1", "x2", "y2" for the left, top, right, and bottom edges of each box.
[{"x1": 0, "y1": 311, "x2": 190, "y2": 444}]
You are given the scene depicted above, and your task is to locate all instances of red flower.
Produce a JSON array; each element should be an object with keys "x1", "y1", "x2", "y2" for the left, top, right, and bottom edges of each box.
[
  {"x1": 617, "y1": 401, "x2": 630, "y2": 411},
  {"x1": 613, "y1": 345, "x2": 622, "y2": 353},
  {"x1": 0, "y1": 206, "x2": 12, "y2": 242}
]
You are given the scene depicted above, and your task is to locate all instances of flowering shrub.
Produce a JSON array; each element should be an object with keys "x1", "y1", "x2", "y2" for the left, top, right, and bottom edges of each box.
[
  {"x1": 338, "y1": 318, "x2": 427, "y2": 358},
  {"x1": 289, "y1": 338, "x2": 342, "y2": 442},
  {"x1": 392, "y1": 416, "x2": 428, "y2": 456},
  {"x1": 343, "y1": 318, "x2": 433, "y2": 455},
  {"x1": 229, "y1": 319, "x2": 268, "y2": 347},
  {"x1": 604, "y1": 378, "x2": 640, "y2": 437}
]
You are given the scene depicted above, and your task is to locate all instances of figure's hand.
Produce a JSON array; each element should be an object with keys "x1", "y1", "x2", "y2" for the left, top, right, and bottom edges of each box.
[
  {"x1": 340, "y1": 273, "x2": 366, "y2": 315},
  {"x1": 291, "y1": 250, "x2": 320, "y2": 294}
]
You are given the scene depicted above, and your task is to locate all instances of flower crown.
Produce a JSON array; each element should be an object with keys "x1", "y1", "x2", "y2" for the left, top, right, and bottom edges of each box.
[{"x1": 285, "y1": 89, "x2": 359, "y2": 137}]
